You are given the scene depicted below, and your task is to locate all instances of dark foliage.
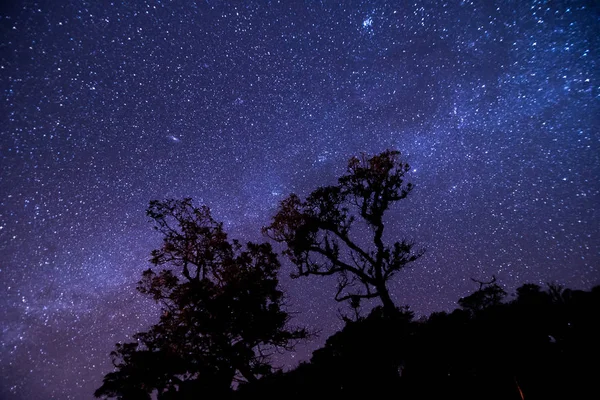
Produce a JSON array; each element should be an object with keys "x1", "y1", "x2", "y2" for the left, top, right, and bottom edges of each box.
[
  {"x1": 264, "y1": 150, "x2": 424, "y2": 316},
  {"x1": 457, "y1": 275, "x2": 507, "y2": 312},
  {"x1": 95, "y1": 154, "x2": 598, "y2": 400},
  {"x1": 95, "y1": 199, "x2": 307, "y2": 399},
  {"x1": 236, "y1": 306, "x2": 413, "y2": 399},
  {"x1": 238, "y1": 282, "x2": 600, "y2": 400}
]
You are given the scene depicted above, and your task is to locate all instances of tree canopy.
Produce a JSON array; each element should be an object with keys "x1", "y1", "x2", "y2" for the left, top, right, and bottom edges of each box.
[
  {"x1": 95, "y1": 199, "x2": 307, "y2": 399},
  {"x1": 95, "y1": 152, "x2": 599, "y2": 400},
  {"x1": 236, "y1": 282, "x2": 600, "y2": 400},
  {"x1": 457, "y1": 276, "x2": 507, "y2": 313},
  {"x1": 264, "y1": 150, "x2": 424, "y2": 315}
]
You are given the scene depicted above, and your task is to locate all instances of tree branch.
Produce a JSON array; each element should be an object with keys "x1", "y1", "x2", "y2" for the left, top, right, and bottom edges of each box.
[
  {"x1": 335, "y1": 291, "x2": 380, "y2": 302},
  {"x1": 305, "y1": 245, "x2": 374, "y2": 285},
  {"x1": 322, "y1": 222, "x2": 377, "y2": 266}
]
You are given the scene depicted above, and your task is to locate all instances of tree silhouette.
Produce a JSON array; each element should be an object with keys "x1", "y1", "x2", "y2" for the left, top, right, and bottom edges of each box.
[
  {"x1": 237, "y1": 281, "x2": 600, "y2": 400},
  {"x1": 95, "y1": 199, "x2": 307, "y2": 399},
  {"x1": 457, "y1": 276, "x2": 507, "y2": 313},
  {"x1": 264, "y1": 150, "x2": 423, "y2": 315},
  {"x1": 236, "y1": 305, "x2": 414, "y2": 399}
]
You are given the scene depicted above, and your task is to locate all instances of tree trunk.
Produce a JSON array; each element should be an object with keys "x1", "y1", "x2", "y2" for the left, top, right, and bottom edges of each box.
[{"x1": 377, "y1": 283, "x2": 397, "y2": 316}]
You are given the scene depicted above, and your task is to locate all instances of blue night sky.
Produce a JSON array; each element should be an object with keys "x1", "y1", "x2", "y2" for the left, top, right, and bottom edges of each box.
[{"x1": 1, "y1": 1, "x2": 598, "y2": 398}]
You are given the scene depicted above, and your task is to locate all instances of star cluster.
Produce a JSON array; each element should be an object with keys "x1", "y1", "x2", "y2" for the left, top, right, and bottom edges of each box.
[{"x1": 1, "y1": 1, "x2": 598, "y2": 398}]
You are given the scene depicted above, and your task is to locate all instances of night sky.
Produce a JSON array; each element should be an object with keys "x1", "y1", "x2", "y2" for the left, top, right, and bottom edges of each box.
[{"x1": 1, "y1": 0, "x2": 598, "y2": 398}]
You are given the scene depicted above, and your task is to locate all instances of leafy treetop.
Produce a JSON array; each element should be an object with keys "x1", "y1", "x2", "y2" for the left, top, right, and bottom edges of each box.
[
  {"x1": 95, "y1": 199, "x2": 307, "y2": 399},
  {"x1": 264, "y1": 150, "x2": 424, "y2": 316}
]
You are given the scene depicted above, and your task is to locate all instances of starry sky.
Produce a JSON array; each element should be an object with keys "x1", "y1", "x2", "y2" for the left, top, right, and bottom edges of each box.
[{"x1": 0, "y1": 0, "x2": 598, "y2": 398}]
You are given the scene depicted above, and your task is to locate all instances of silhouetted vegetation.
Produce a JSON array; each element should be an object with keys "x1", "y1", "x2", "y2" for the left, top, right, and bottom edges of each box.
[
  {"x1": 95, "y1": 199, "x2": 307, "y2": 399},
  {"x1": 97, "y1": 152, "x2": 599, "y2": 399},
  {"x1": 237, "y1": 282, "x2": 600, "y2": 400},
  {"x1": 264, "y1": 150, "x2": 423, "y2": 316}
]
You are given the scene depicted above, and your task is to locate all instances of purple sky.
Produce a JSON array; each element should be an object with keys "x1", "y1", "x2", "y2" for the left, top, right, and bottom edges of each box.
[{"x1": 1, "y1": 1, "x2": 598, "y2": 398}]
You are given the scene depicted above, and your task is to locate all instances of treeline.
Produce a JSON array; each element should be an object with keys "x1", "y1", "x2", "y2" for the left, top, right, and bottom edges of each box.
[
  {"x1": 237, "y1": 281, "x2": 600, "y2": 400},
  {"x1": 95, "y1": 151, "x2": 599, "y2": 399}
]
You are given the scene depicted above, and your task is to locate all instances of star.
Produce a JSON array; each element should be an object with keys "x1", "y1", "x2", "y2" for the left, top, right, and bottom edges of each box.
[{"x1": 0, "y1": 1, "x2": 597, "y2": 398}]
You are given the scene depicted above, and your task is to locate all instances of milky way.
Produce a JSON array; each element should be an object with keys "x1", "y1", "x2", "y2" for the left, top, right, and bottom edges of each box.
[{"x1": 1, "y1": 1, "x2": 598, "y2": 398}]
